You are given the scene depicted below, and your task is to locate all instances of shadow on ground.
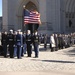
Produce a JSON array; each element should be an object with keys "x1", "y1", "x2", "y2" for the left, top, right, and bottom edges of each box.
[
  {"x1": 63, "y1": 46, "x2": 75, "y2": 57},
  {"x1": 31, "y1": 59, "x2": 75, "y2": 63}
]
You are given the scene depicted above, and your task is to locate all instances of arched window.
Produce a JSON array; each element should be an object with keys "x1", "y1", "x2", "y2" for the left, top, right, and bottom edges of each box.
[{"x1": 25, "y1": 1, "x2": 38, "y2": 11}]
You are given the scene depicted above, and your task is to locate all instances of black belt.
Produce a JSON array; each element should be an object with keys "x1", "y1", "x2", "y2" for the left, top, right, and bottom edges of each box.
[
  {"x1": 9, "y1": 39, "x2": 13, "y2": 41},
  {"x1": 34, "y1": 40, "x2": 38, "y2": 42}
]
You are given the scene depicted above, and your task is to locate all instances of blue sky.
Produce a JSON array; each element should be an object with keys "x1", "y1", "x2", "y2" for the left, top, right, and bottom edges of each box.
[{"x1": 0, "y1": 0, "x2": 2, "y2": 16}]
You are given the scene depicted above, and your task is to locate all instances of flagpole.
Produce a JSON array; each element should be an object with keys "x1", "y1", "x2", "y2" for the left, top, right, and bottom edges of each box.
[{"x1": 23, "y1": 5, "x2": 26, "y2": 33}]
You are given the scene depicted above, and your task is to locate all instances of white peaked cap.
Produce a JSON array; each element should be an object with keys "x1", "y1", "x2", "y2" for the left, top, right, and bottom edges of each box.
[
  {"x1": 27, "y1": 30, "x2": 31, "y2": 34},
  {"x1": 17, "y1": 29, "x2": 21, "y2": 32},
  {"x1": 10, "y1": 29, "x2": 13, "y2": 32}
]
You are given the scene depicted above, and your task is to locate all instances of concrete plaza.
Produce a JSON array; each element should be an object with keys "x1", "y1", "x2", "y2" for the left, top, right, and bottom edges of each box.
[{"x1": 0, "y1": 45, "x2": 75, "y2": 75}]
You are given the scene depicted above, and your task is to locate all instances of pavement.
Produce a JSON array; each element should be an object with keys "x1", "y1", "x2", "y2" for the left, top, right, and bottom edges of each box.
[{"x1": 0, "y1": 45, "x2": 75, "y2": 75}]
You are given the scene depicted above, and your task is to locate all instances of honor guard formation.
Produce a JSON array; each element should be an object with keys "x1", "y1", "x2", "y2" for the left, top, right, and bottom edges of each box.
[
  {"x1": 0, "y1": 29, "x2": 40, "y2": 59},
  {"x1": 0, "y1": 29, "x2": 75, "y2": 59}
]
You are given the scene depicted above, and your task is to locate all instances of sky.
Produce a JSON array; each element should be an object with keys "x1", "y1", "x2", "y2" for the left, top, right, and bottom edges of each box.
[{"x1": 0, "y1": 0, "x2": 2, "y2": 16}]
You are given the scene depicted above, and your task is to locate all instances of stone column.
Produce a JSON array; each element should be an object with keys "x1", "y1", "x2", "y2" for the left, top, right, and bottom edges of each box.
[
  {"x1": 2, "y1": 0, "x2": 8, "y2": 31},
  {"x1": 38, "y1": 0, "x2": 47, "y2": 33}
]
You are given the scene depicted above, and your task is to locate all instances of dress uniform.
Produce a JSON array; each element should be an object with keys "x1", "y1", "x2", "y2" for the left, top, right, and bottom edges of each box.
[
  {"x1": 7, "y1": 30, "x2": 14, "y2": 58},
  {"x1": 23, "y1": 33, "x2": 27, "y2": 54},
  {"x1": 13, "y1": 31, "x2": 17, "y2": 57},
  {"x1": 1, "y1": 32, "x2": 8, "y2": 57},
  {"x1": 20, "y1": 32, "x2": 24, "y2": 57},
  {"x1": 26, "y1": 30, "x2": 32, "y2": 57},
  {"x1": 16, "y1": 30, "x2": 22, "y2": 59},
  {"x1": 32, "y1": 31, "x2": 39, "y2": 58}
]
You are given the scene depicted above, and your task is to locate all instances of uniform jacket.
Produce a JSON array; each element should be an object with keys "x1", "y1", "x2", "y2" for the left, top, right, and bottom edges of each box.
[
  {"x1": 7, "y1": 33, "x2": 14, "y2": 45},
  {"x1": 26, "y1": 34, "x2": 32, "y2": 44},
  {"x1": 32, "y1": 34, "x2": 39, "y2": 45},
  {"x1": 16, "y1": 34, "x2": 23, "y2": 46}
]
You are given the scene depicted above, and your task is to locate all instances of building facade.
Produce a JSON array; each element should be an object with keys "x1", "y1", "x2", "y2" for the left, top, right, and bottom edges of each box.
[
  {"x1": 0, "y1": 17, "x2": 2, "y2": 31},
  {"x1": 2, "y1": 0, "x2": 75, "y2": 34}
]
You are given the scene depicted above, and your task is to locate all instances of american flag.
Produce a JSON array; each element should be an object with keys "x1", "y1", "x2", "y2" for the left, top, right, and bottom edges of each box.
[{"x1": 24, "y1": 9, "x2": 41, "y2": 24}]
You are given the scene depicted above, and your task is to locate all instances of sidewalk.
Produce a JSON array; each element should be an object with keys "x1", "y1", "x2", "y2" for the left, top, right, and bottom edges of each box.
[
  {"x1": 0, "y1": 45, "x2": 75, "y2": 75},
  {"x1": 0, "y1": 71, "x2": 75, "y2": 75}
]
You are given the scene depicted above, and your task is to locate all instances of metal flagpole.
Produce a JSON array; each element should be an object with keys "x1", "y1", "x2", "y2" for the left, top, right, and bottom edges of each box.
[{"x1": 23, "y1": 5, "x2": 26, "y2": 33}]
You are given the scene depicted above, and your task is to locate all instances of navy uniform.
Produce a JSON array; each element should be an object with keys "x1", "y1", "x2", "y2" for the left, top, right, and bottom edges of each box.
[
  {"x1": 16, "y1": 30, "x2": 23, "y2": 59},
  {"x1": 13, "y1": 31, "x2": 17, "y2": 57},
  {"x1": 1, "y1": 32, "x2": 8, "y2": 57},
  {"x1": 32, "y1": 31, "x2": 39, "y2": 58},
  {"x1": 20, "y1": 32, "x2": 24, "y2": 57},
  {"x1": 23, "y1": 33, "x2": 27, "y2": 54},
  {"x1": 7, "y1": 30, "x2": 14, "y2": 58},
  {"x1": 26, "y1": 30, "x2": 32, "y2": 57}
]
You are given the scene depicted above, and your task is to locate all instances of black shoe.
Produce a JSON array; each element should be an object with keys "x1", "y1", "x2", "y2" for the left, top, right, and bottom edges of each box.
[
  {"x1": 34, "y1": 56, "x2": 38, "y2": 58},
  {"x1": 4, "y1": 56, "x2": 7, "y2": 58},
  {"x1": 21, "y1": 55, "x2": 24, "y2": 57},
  {"x1": 18, "y1": 57, "x2": 22, "y2": 59},
  {"x1": 28, "y1": 55, "x2": 31, "y2": 57},
  {"x1": 28, "y1": 56, "x2": 31, "y2": 57},
  {"x1": 10, "y1": 57, "x2": 14, "y2": 58}
]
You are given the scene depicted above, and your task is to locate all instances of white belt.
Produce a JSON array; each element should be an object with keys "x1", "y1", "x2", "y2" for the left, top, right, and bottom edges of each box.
[
  {"x1": 27, "y1": 40, "x2": 31, "y2": 41},
  {"x1": 17, "y1": 40, "x2": 20, "y2": 41}
]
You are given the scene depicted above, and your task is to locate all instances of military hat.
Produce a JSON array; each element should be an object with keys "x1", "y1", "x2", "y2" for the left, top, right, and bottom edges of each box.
[
  {"x1": 17, "y1": 29, "x2": 21, "y2": 32},
  {"x1": 10, "y1": 29, "x2": 13, "y2": 32}
]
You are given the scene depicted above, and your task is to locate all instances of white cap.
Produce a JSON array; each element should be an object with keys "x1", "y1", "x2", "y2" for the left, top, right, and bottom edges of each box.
[
  {"x1": 27, "y1": 30, "x2": 31, "y2": 34},
  {"x1": 10, "y1": 29, "x2": 13, "y2": 32},
  {"x1": 17, "y1": 29, "x2": 21, "y2": 32}
]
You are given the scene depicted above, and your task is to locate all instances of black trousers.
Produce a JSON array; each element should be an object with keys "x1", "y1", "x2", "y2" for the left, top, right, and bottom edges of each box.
[
  {"x1": 9, "y1": 45, "x2": 14, "y2": 58},
  {"x1": 3, "y1": 44, "x2": 7, "y2": 57},
  {"x1": 27, "y1": 44, "x2": 32, "y2": 57},
  {"x1": 44, "y1": 43, "x2": 47, "y2": 49},
  {"x1": 17, "y1": 45, "x2": 22, "y2": 58}
]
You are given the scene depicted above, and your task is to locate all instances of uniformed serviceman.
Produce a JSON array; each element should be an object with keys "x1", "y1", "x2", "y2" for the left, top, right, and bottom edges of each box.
[
  {"x1": 26, "y1": 30, "x2": 32, "y2": 57},
  {"x1": 7, "y1": 29, "x2": 14, "y2": 58},
  {"x1": 16, "y1": 29, "x2": 22, "y2": 59},
  {"x1": 20, "y1": 32, "x2": 24, "y2": 57},
  {"x1": 13, "y1": 31, "x2": 17, "y2": 57},
  {"x1": 1, "y1": 31, "x2": 8, "y2": 57},
  {"x1": 23, "y1": 32, "x2": 27, "y2": 54},
  {"x1": 32, "y1": 30, "x2": 39, "y2": 58}
]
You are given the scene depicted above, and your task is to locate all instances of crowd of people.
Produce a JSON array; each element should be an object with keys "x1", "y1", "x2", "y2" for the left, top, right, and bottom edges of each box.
[
  {"x1": 0, "y1": 29, "x2": 75, "y2": 59},
  {"x1": 40, "y1": 32, "x2": 75, "y2": 51}
]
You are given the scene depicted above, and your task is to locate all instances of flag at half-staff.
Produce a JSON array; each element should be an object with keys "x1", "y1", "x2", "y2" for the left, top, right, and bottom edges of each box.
[{"x1": 24, "y1": 9, "x2": 41, "y2": 24}]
